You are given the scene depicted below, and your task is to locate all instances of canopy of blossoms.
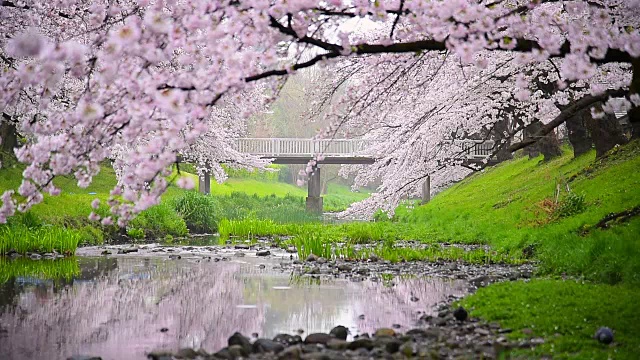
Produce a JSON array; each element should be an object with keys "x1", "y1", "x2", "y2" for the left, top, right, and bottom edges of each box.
[{"x1": 0, "y1": 0, "x2": 638, "y2": 222}]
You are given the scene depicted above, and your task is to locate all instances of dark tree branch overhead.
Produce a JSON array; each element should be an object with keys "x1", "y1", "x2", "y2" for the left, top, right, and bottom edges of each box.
[{"x1": 508, "y1": 88, "x2": 629, "y2": 153}]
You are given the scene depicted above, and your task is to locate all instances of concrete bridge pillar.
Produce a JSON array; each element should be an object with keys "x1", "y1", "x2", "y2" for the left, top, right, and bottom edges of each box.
[
  {"x1": 199, "y1": 171, "x2": 211, "y2": 194},
  {"x1": 306, "y1": 167, "x2": 323, "y2": 213},
  {"x1": 421, "y1": 175, "x2": 431, "y2": 204}
]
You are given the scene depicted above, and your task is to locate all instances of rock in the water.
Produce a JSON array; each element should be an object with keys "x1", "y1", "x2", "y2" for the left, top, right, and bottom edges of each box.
[
  {"x1": 326, "y1": 339, "x2": 349, "y2": 350},
  {"x1": 67, "y1": 356, "x2": 102, "y2": 360},
  {"x1": 253, "y1": 338, "x2": 285, "y2": 353},
  {"x1": 118, "y1": 248, "x2": 139, "y2": 254},
  {"x1": 374, "y1": 328, "x2": 396, "y2": 337},
  {"x1": 159, "y1": 327, "x2": 168, "y2": 333},
  {"x1": 101, "y1": 250, "x2": 111, "y2": 255},
  {"x1": 305, "y1": 253, "x2": 318, "y2": 262},
  {"x1": 168, "y1": 254, "x2": 182, "y2": 260},
  {"x1": 595, "y1": 327, "x2": 614, "y2": 344},
  {"x1": 234, "y1": 252, "x2": 245, "y2": 257},
  {"x1": 329, "y1": 325, "x2": 348, "y2": 340},
  {"x1": 256, "y1": 250, "x2": 271, "y2": 256},
  {"x1": 174, "y1": 348, "x2": 198, "y2": 359},
  {"x1": 146, "y1": 351, "x2": 173, "y2": 360},
  {"x1": 453, "y1": 306, "x2": 468, "y2": 321},
  {"x1": 316, "y1": 257, "x2": 327, "y2": 264},
  {"x1": 235, "y1": 244, "x2": 250, "y2": 249},
  {"x1": 304, "y1": 333, "x2": 333, "y2": 345},
  {"x1": 30, "y1": 253, "x2": 42, "y2": 260},
  {"x1": 228, "y1": 332, "x2": 252, "y2": 354}
]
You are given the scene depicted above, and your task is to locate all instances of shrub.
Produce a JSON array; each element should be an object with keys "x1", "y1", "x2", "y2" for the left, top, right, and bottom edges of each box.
[
  {"x1": 555, "y1": 192, "x2": 587, "y2": 218},
  {"x1": 172, "y1": 191, "x2": 219, "y2": 233},
  {"x1": 129, "y1": 204, "x2": 188, "y2": 238}
]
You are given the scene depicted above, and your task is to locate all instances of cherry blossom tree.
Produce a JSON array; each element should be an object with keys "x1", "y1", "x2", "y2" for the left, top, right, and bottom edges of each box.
[{"x1": 0, "y1": 0, "x2": 639, "y2": 222}]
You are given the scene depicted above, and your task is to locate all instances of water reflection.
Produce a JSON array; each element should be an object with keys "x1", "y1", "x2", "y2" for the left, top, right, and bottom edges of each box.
[{"x1": 0, "y1": 257, "x2": 467, "y2": 360}]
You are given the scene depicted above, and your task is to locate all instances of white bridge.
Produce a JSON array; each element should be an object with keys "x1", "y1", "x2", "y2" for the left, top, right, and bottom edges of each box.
[
  {"x1": 233, "y1": 138, "x2": 495, "y2": 163},
  {"x1": 199, "y1": 138, "x2": 496, "y2": 212}
]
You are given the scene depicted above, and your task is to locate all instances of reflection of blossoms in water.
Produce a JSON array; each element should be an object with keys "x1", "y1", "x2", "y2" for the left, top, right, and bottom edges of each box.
[
  {"x1": 0, "y1": 258, "x2": 265, "y2": 360},
  {"x1": 351, "y1": 278, "x2": 468, "y2": 335}
]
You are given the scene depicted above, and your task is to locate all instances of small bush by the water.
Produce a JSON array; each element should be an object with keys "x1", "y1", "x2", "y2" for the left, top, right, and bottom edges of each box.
[
  {"x1": 172, "y1": 191, "x2": 219, "y2": 232},
  {"x1": 129, "y1": 204, "x2": 188, "y2": 239},
  {"x1": 0, "y1": 224, "x2": 81, "y2": 255}
]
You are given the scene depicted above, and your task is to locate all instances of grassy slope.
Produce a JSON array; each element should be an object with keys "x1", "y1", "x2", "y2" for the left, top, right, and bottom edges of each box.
[
  {"x1": 398, "y1": 142, "x2": 640, "y2": 285},
  {"x1": 400, "y1": 141, "x2": 640, "y2": 359}
]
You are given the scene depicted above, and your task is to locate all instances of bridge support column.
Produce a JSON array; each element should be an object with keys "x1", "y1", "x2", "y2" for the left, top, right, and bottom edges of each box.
[
  {"x1": 199, "y1": 171, "x2": 211, "y2": 194},
  {"x1": 306, "y1": 167, "x2": 323, "y2": 213},
  {"x1": 421, "y1": 176, "x2": 431, "y2": 204}
]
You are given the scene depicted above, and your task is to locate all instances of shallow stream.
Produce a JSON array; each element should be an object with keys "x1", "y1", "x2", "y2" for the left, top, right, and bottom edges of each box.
[{"x1": 0, "y1": 252, "x2": 468, "y2": 360}]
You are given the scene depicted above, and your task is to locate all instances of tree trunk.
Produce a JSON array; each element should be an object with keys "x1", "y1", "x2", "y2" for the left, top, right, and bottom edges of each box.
[
  {"x1": 565, "y1": 108, "x2": 593, "y2": 158},
  {"x1": 630, "y1": 58, "x2": 640, "y2": 139},
  {"x1": 523, "y1": 122, "x2": 541, "y2": 159},
  {"x1": 491, "y1": 119, "x2": 513, "y2": 163},
  {"x1": 585, "y1": 104, "x2": 628, "y2": 158},
  {"x1": 0, "y1": 121, "x2": 18, "y2": 153},
  {"x1": 538, "y1": 130, "x2": 563, "y2": 161}
]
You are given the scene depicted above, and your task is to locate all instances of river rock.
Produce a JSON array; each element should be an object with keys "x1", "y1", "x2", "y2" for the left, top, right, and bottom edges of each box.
[
  {"x1": 326, "y1": 339, "x2": 349, "y2": 350},
  {"x1": 29, "y1": 253, "x2": 42, "y2": 260},
  {"x1": 337, "y1": 264, "x2": 352, "y2": 272},
  {"x1": 253, "y1": 338, "x2": 285, "y2": 353},
  {"x1": 118, "y1": 248, "x2": 138, "y2": 254},
  {"x1": 453, "y1": 306, "x2": 468, "y2": 321},
  {"x1": 174, "y1": 348, "x2": 198, "y2": 359},
  {"x1": 374, "y1": 328, "x2": 395, "y2": 337},
  {"x1": 256, "y1": 250, "x2": 271, "y2": 256},
  {"x1": 316, "y1": 257, "x2": 327, "y2": 264},
  {"x1": 305, "y1": 253, "x2": 318, "y2": 262},
  {"x1": 595, "y1": 327, "x2": 614, "y2": 344},
  {"x1": 304, "y1": 333, "x2": 333, "y2": 345},
  {"x1": 168, "y1": 254, "x2": 182, "y2": 260},
  {"x1": 234, "y1": 244, "x2": 250, "y2": 249},
  {"x1": 347, "y1": 338, "x2": 374, "y2": 351},
  {"x1": 146, "y1": 351, "x2": 173, "y2": 360},
  {"x1": 277, "y1": 345, "x2": 301, "y2": 360},
  {"x1": 234, "y1": 252, "x2": 245, "y2": 257},
  {"x1": 329, "y1": 325, "x2": 348, "y2": 340},
  {"x1": 67, "y1": 356, "x2": 102, "y2": 360},
  {"x1": 228, "y1": 332, "x2": 252, "y2": 354},
  {"x1": 274, "y1": 333, "x2": 302, "y2": 346}
]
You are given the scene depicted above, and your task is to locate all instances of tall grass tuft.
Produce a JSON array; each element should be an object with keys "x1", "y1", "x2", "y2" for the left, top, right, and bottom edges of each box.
[
  {"x1": 172, "y1": 191, "x2": 219, "y2": 232},
  {"x1": 294, "y1": 233, "x2": 333, "y2": 259},
  {"x1": 0, "y1": 224, "x2": 81, "y2": 255}
]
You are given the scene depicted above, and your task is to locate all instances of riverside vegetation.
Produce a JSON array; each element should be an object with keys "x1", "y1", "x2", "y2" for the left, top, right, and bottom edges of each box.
[{"x1": 1, "y1": 141, "x2": 640, "y2": 359}]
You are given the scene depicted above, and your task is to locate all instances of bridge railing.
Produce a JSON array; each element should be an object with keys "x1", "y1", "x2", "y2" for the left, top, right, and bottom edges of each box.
[
  {"x1": 234, "y1": 138, "x2": 496, "y2": 159},
  {"x1": 453, "y1": 140, "x2": 495, "y2": 159},
  {"x1": 234, "y1": 138, "x2": 382, "y2": 157}
]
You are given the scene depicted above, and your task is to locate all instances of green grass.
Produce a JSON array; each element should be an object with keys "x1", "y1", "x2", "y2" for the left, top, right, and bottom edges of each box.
[
  {"x1": 389, "y1": 142, "x2": 640, "y2": 285},
  {"x1": 0, "y1": 257, "x2": 80, "y2": 283},
  {"x1": 460, "y1": 279, "x2": 640, "y2": 359},
  {"x1": 0, "y1": 223, "x2": 81, "y2": 255}
]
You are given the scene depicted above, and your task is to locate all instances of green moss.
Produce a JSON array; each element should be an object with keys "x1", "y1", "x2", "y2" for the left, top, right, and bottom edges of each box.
[{"x1": 460, "y1": 279, "x2": 640, "y2": 359}]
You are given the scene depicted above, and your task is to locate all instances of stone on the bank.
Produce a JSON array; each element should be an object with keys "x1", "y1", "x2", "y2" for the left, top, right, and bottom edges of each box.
[
  {"x1": 316, "y1": 257, "x2": 327, "y2": 264},
  {"x1": 399, "y1": 342, "x2": 415, "y2": 357},
  {"x1": 253, "y1": 338, "x2": 285, "y2": 353},
  {"x1": 235, "y1": 244, "x2": 250, "y2": 249},
  {"x1": 304, "y1": 333, "x2": 333, "y2": 345},
  {"x1": 228, "y1": 345, "x2": 249, "y2": 358},
  {"x1": 274, "y1": 333, "x2": 302, "y2": 346},
  {"x1": 453, "y1": 306, "x2": 468, "y2": 321},
  {"x1": 326, "y1": 339, "x2": 349, "y2": 350},
  {"x1": 329, "y1": 325, "x2": 348, "y2": 340},
  {"x1": 347, "y1": 338, "x2": 374, "y2": 351},
  {"x1": 300, "y1": 352, "x2": 331, "y2": 360},
  {"x1": 374, "y1": 328, "x2": 395, "y2": 337},
  {"x1": 337, "y1": 264, "x2": 352, "y2": 272},
  {"x1": 256, "y1": 250, "x2": 271, "y2": 256},
  {"x1": 30, "y1": 253, "x2": 42, "y2": 260},
  {"x1": 228, "y1": 332, "x2": 252, "y2": 354},
  {"x1": 305, "y1": 253, "x2": 319, "y2": 262},
  {"x1": 595, "y1": 327, "x2": 614, "y2": 344},
  {"x1": 277, "y1": 345, "x2": 301, "y2": 360}
]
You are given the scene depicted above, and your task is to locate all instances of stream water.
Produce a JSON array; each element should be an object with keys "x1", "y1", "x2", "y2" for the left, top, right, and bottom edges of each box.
[{"x1": 0, "y1": 255, "x2": 468, "y2": 360}]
